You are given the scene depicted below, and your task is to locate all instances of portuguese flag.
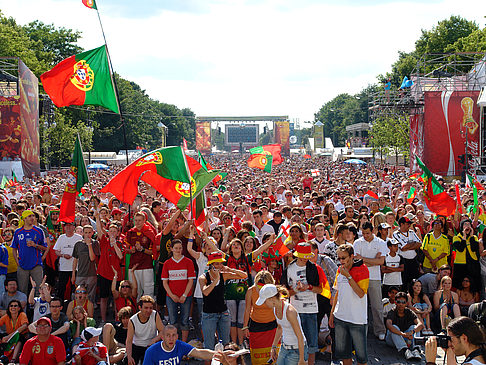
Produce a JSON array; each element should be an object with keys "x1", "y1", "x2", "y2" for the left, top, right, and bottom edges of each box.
[
  {"x1": 415, "y1": 155, "x2": 456, "y2": 216},
  {"x1": 407, "y1": 187, "x2": 417, "y2": 204},
  {"x1": 248, "y1": 146, "x2": 273, "y2": 172},
  {"x1": 40, "y1": 45, "x2": 119, "y2": 114},
  {"x1": 101, "y1": 146, "x2": 220, "y2": 211},
  {"x1": 82, "y1": 0, "x2": 97, "y2": 9},
  {"x1": 59, "y1": 135, "x2": 89, "y2": 223},
  {"x1": 250, "y1": 144, "x2": 283, "y2": 165},
  {"x1": 198, "y1": 151, "x2": 227, "y2": 185}
]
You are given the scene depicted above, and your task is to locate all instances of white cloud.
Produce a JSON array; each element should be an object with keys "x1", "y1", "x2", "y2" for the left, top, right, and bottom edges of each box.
[{"x1": 2, "y1": 0, "x2": 485, "y2": 122}]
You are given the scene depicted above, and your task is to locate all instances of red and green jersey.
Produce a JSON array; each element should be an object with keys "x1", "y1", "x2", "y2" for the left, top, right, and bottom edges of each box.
[{"x1": 40, "y1": 45, "x2": 119, "y2": 114}]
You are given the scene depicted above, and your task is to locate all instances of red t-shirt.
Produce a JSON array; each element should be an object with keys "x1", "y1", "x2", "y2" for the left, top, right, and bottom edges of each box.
[
  {"x1": 161, "y1": 256, "x2": 196, "y2": 297},
  {"x1": 97, "y1": 234, "x2": 124, "y2": 280},
  {"x1": 125, "y1": 224, "x2": 156, "y2": 270},
  {"x1": 74, "y1": 341, "x2": 108, "y2": 365},
  {"x1": 303, "y1": 177, "x2": 313, "y2": 189},
  {"x1": 19, "y1": 334, "x2": 66, "y2": 365},
  {"x1": 114, "y1": 296, "x2": 137, "y2": 319}
]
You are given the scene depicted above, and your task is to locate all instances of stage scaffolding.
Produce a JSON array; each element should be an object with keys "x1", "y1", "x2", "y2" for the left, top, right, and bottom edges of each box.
[
  {"x1": 369, "y1": 52, "x2": 486, "y2": 174},
  {"x1": 0, "y1": 57, "x2": 20, "y2": 96}
]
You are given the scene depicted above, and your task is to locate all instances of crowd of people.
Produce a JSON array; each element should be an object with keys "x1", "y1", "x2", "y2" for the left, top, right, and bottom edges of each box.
[{"x1": 0, "y1": 155, "x2": 486, "y2": 365}]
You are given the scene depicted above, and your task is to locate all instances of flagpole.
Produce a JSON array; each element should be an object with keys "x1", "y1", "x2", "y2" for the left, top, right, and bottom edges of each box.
[
  {"x1": 94, "y1": 6, "x2": 129, "y2": 165},
  {"x1": 182, "y1": 146, "x2": 194, "y2": 220},
  {"x1": 77, "y1": 133, "x2": 93, "y2": 194}
]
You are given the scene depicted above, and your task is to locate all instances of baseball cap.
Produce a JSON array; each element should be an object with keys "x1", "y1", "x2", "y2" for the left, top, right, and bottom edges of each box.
[
  {"x1": 37, "y1": 317, "x2": 51, "y2": 327},
  {"x1": 256, "y1": 284, "x2": 278, "y2": 306},
  {"x1": 111, "y1": 208, "x2": 123, "y2": 215},
  {"x1": 398, "y1": 216, "x2": 412, "y2": 225},
  {"x1": 81, "y1": 327, "x2": 102, "y2": 342}
]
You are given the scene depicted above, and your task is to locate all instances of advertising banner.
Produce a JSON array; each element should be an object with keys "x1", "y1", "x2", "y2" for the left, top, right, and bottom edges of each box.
[
  {"x1": 0, "y1": 96, "x2": 21, "y2": 159},
  {"x1": 409, "y1": 113, "x2": 424, "y2": 173},
  {"x1": 274, "y1": 121, "x2": 290, "y2": 156},
  {"x1": 196, "y1": 121, "x2": 211, "y2": 154},
  {"x1": 19, "y1": 59, "x2": 40, "y2": 176},
  {"x1": 314, "y1": 123, "x2": 324, "y2": 149},
  {"x1": 423, "y1": 91, "x2": 480, "y2": 176}
]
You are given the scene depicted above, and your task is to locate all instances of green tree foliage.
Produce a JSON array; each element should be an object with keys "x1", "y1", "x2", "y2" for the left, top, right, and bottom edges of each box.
[
  {"x1": 23, "y1": 20, "x2": 83, "y2": 66},
  {"x1": 382, "y1": 16, "x2": 479, "y2": 86},
  {"x1": 211, "y1": 128, "x2": 225, "y2": 151},
  {"x1": 370, "y1": 115, "x2": 409, "y2": 165},
  {"x1": 314, "y1": 90, "x2": 370, "y2": 146}
]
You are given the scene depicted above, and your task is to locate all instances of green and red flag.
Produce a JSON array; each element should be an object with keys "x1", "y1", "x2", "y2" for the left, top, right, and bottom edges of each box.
[
  {"x1": 0, "y1": 176, "x2": 8, "y2": 189},
  {"x1": 415, "y1": 155, "x2": 456, "y2": 216},
  {"x1": 101, "y1": 146, "x2": 220, "y2": 211},
  {"x1": 466, "y1": 174, "x2": 485, "y2": 190},
  {"x1": 59, "y1": 135, "x2": 89, "y2": 223},
  {"x1": 11, "y1": 170, "x2": 17, "y2": 183},
  {"x1": 409, "y1": 173, "x2": 424, "y2": 182},
  {"x1": 192, "y1": 192, "x2": 206, "y2": 230},
  {"x1": 407, "y1": 187, "x2": 417, "y2": 204},
  {"x1": 258, "y1": 144, "x2": 283, "y2": 165},
  {"x1": 248, "y1": 146, "x2": 273, "y2": 172},
  {"x1": 198, "y1": 151, "x2": 227, "y2": 185},
  {"x1": 40, "y1": 45, "x2": 119, "y2": 114},
  {"x1": 82, "y1": 0, "x2": 97, "y2": 9}
]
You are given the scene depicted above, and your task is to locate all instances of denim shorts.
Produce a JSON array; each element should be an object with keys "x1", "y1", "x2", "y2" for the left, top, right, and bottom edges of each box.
[
  {"x1": 334, "y1": 317, "x2": 368, "y2": 363},
  {"x1": 277, "y1": 343, "x2": 308, "y2": 365},
  {"x1": 298, "y1": 313, "x2": 318, "y2": 354}
]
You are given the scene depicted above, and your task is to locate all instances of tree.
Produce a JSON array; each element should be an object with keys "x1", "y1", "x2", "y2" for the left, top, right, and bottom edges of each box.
[
  {"x1": 23, "y1": 20, "x2": 82, "y2": 67},
  {"x1": 370, "y1": 115, "x2": 409, "y2": 166}
]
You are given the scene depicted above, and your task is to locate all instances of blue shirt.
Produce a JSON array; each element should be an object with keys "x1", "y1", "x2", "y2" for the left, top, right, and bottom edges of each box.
[
  {"x1": 11, "y1": 226, "x2": 46, "y2": 270},
  {"x1": 0, "y1": 244, "x2": 7, "y2": 275},
  {"x1": 143, "y1": 340, "x2": 194, "y2": 365}
]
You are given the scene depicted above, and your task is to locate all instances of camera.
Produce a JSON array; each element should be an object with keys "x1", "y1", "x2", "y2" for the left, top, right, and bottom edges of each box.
[{"x1": 415, "y1": 333, "x2": 451, "y2": 348}]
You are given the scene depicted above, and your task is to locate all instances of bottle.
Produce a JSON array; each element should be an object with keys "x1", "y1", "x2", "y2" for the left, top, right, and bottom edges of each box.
[{"x1": 211, "y1": 340, "x2": 224, "y2": 365}]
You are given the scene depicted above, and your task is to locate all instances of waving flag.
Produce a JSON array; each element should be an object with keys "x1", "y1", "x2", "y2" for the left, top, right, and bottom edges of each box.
[
  {"x1": 466, "y1": 174, "x2": 485, "y2": 190},
  {"x1": 40, "y1": 45, "x2": 119, "y2": 114},
  {"x1": 416, "y1": 155, "x2": 456, "y2": 216},
  {"x1": 311, "y1": 169, "x2": 320, "y2": 177},
  {"x1": 82, "y1": 0, "x2": 97, "y2": 9},
  {"x1": 101, "y1": 146, "x2": 220, "y2": 211},
  {"x1": 407, "y1": 187, "x2": 417, "y2": 204},
  {"x1": 248, "y1": 152, "x2": 273, "y2": 173},
  {"x1": 59, "y1": 135, "x2": 89, "y2": 223},
  {"x1": 198, "y1": 151, "x2": 228, "y2": 185}
]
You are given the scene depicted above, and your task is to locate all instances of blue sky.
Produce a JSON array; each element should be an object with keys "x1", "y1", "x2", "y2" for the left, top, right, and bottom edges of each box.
[{"x1": 1, "y1": 0, "x2": 485, "y2": 124}]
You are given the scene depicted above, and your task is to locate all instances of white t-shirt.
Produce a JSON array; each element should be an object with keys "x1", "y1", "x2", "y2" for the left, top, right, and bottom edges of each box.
[
  {"x1": 333, "y1": 269, "x2": 368, "y2": 324},
  {"x1": 311, "y1": 237, "x2": 330, "y2": 255},
  {"x1": 353, "y1": 236, "x2": 388, "y2": 281},
  {"x1": 286, "y1": 262, "x2": 318, "y2": 314},
  {"x1": 53, "y1": 233, "x2": 82, "y2": 272},
  {"x1": 392, "y1": 230, "x2": 420, "y2": 260},
  {"x1": 253, "y1": 223, "x2": 274, "y2": 243},
  {"x1": 382, "y1": 253, "x2": 403, "y2": 286},
  {"x1": 32, "y1": 297, "x2": 51, "y2": 321}
]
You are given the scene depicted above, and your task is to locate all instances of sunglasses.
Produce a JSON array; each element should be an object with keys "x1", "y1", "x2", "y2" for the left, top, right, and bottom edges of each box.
[
  {"x1": 50, "y1": 305, "x2": 62, "y2": 308},
  {"x1": 121, "y1": 285, "x2": 131, "y2": 288},
  {"x1": 9, "y1": 304, "x2": 19, "y2": 308},
  {"x1": 76, "y1": 290, "x2": 87, "y2": 294}
]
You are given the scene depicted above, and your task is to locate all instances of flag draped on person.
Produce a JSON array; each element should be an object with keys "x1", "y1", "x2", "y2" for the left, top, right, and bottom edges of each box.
[
  {"x1": 415, "y1": 155, "x2": 456, "y2": 216},
  {"x1": 101, "y1": 146, "x2": 220, "y2": 211},
  {"x1": 40, "y1": 45, "x2": 119, "y2": 114},
  {"x1": 59, "y1": 135, "x2": 89, "y2": 223}
]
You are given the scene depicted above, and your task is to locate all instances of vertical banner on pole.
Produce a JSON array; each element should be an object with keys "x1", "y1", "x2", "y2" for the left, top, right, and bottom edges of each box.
[
  {"x1": 274, "y1": 121, "x2": 290, "y2": 156},
  {"x1": 19, "y1": 60, "x2": 40, "y2": 176},
  {"x1": 196, "y1": 121, "x2": 211, "y2": 154},
  {"x1": 314, "y1": 121, "x2": 324, "y2": 149}
]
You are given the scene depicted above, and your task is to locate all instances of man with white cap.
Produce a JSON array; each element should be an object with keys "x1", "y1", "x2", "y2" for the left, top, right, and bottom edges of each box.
[
  {"x1": 19, "y1": 316, "x2": 66, "y2": 365},
  {"x1": 73, "y1": 327, "x2": 109, "y2": 365}
]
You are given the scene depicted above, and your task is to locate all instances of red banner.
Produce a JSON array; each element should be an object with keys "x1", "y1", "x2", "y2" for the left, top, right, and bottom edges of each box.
[
  {"x1": 196, "y1": 121, "x2": 211, "y2": 154},
  {"x1": 0, "y1": 96, "x2": 21, "y2": 160},
  {"x1": 422, "y1": 91, "x2": 480, "y2": 176}
]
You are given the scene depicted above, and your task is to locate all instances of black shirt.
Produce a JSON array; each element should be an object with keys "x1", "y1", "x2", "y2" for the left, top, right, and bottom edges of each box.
[
  {"x1": 114, "y1": 322, "x2": 128, "y2": 345},
  {"x1": 267, "y1": 219, "x2": 283, "y2": 235},
  {"x1": 386, "y1": 308, "x2": 418, "y2": 331}
]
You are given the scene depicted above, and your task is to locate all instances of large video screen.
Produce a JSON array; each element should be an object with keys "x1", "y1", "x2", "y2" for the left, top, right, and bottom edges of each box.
[{"x1": 225, "y1": 124, "x2": 259, "y2": 145}]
